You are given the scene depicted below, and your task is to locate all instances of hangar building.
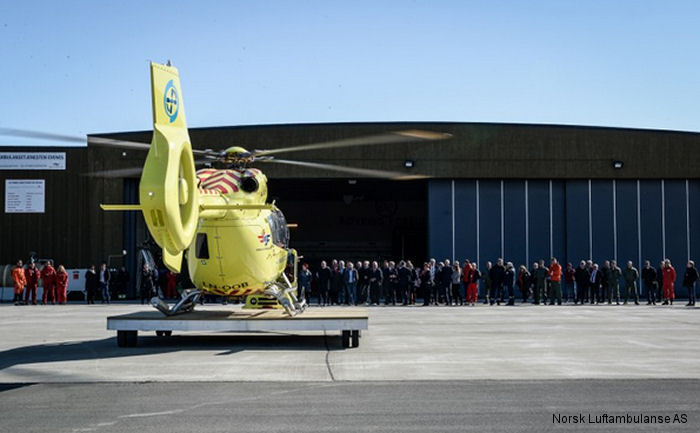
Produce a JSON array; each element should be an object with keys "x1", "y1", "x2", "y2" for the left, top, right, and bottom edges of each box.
[{"x1": 1, "y1": 122, "x2": 699, "y2": 297}]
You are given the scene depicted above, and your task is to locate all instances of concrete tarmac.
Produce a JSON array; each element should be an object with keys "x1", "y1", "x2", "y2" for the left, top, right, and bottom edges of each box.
[
  {"x1": 0, "y1": 302, "x2": 698, "y2": 382},
  {"x1": 1, "y1": 381, "x2": 698, "y2": 433}
]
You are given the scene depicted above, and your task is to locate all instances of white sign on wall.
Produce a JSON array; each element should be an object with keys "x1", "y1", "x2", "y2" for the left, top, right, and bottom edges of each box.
[
  {"x1": 0, "y1": 152, "x2": 66, "y2": 170},
  {"x1": 5, "y1": 180, "x2": 45, "y2": 213}
]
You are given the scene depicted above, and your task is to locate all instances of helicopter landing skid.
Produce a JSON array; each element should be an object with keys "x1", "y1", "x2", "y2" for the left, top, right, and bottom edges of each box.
[
  {"x1": 262, "y1": 283, "x2": 307, "y2": 316},
  {"x1": 151, "y1": 289, "x2": 202, "y2": 316}
]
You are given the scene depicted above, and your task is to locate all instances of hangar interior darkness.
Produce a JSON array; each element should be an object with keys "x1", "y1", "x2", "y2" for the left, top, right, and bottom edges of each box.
[
  {"x1": 122, "y1": 178, "x2": 428, "y2": 271},
  {"x1": 429, "y1": 179, "x2": 700, "y2": 297}
]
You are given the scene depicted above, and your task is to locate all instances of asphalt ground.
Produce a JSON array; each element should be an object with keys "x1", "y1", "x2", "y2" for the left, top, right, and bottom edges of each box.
[
  {"x1": 0, "y1": 302, "x2": 698, "y2": 432},
  {"x1": 1, "y1": 381, "x2": 698, "y2": 433}
]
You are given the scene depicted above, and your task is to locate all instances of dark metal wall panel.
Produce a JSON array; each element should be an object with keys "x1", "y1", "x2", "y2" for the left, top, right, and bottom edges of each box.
[
  {"x1": 454, "y1": 180, "x2": 477, "y2": 264},
  {"x1": 664, "y1": 180, "x2": 687, "y2": 290},
  {"x1": 565, "y1": 181, "x2": 590, "y2": 266},
  {"x1": 616, "y1": 180, "x2": 640, "y2": 268},
  {"x1": 427, "y1": 180, "x2": 452, "y2": 261},
  {"x1": 504, "y1": 180, "x2": 526, "y2": 269},
  {"x1": 552, "y1": 180, "x2": 566, "y2": 264},
  {"x1": 478, "y1": 180, "x2": 502, "y2": 269},
  {"x1": 591, "y1": 180, "x2": 614, "y2": 263},
  {"x1": 639, "y1": 180, "x2": 664, "y2": 267},
  {"x1": 527, "y1": 180, "x2": 550, "y2": 266},
  {"x1": 689, "y1": 181, "x2": 700, "y2": 261}
]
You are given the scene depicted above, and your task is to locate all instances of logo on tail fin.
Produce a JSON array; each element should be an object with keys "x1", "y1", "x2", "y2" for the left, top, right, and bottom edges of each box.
[{"x1": 163, "y1": 79, "x2": 179, "y2": 123}]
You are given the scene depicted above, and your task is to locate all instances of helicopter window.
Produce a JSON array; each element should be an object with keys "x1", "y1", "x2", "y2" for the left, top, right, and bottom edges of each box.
[
  {"x1": 195, "y1": 233, "x2": 209, "y2": 259},
  {"x1": 267, "y1": 210, "x2": 289, "y2": 248}
]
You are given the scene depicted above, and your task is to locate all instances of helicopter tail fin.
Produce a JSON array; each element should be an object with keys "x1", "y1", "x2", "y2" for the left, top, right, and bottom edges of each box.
[{"x1": 139, "y1": 62, "x2": 200, "y2": 273}]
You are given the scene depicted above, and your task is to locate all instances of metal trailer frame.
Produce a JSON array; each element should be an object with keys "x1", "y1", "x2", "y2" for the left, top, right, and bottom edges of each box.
[{"x1": 107, "y1": 308, "x2": 368, "y2": 349}]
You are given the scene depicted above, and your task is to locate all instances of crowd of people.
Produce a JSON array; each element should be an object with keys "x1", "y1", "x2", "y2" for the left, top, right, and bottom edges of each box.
[
  {"x1": 297, "y1": 257, "x2": 699, "y2": 308},
  {"x1": 10, "y1": 259, "x2": 69, "y2": 305},
  {"x1": 10, "y1": 255, "x2": 698, "y2": 309}
]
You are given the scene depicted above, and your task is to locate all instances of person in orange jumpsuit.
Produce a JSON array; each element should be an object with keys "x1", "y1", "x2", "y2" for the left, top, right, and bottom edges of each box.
[
  {"x1": 662, "y1": 259, "x2": 676, "y2": 305},
  {"x1": 24, "y1": 261, "x2": 41, "y2": 305},
  {"x1": 461, "y1": 260, "x2": 473, "y2": 305},
  {"x1": 40, "y1": 260, "x2": 57, "y2": 305},
  {"x1": 165, "y1": 270, "x2": 178, "y2": 299},
  {"x1": 55, "y1": 265, "x2": 69, "y2": 304},
  {"x1": 11, "y1": 259, "x2": 26, "y2": 305}
]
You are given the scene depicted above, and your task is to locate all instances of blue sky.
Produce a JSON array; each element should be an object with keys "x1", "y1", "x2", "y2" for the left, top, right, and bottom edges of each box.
[{"x1": 1, "y1": 0, "x2": 700, "y2": 146}]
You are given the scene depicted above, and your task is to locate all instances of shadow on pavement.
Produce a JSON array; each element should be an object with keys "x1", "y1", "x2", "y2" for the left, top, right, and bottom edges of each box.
[{"x1": 0, "y1": 333, "x2": 341, "y2": 371}]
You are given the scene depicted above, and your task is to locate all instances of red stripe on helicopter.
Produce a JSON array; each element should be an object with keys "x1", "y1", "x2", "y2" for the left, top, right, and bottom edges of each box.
[{"x1": 216, "y1": 176, "x2": 239, "y2": 192}]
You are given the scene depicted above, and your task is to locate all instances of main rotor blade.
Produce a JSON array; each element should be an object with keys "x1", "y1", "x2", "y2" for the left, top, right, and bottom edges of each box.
[
  {"x1": 0, "y1": 127, "x2": 152, "y2": 150},
  {"x1": 0, "y1": 127, "x2": 217, "y2": 156},
  {"x1": 84, "y1": 158, "x2": 213, "y2": 178},
  {"x1": 259, "y1": 158, "x2": 428, "y2": 180},
  {"x1": 253, "y1": 130, "x2": 451, "y2": 157}
]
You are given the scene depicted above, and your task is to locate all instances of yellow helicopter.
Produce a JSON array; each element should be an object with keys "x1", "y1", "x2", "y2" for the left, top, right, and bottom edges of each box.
[{"x1": 1, "y1": 62, "x2": 449, "y2": 316}]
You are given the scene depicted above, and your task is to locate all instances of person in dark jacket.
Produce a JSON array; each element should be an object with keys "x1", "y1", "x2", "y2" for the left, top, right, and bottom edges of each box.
[
  {"x1": 343, "y1": 262, "x2": 359, "y2": 306},
  {"x1": 656, "y1": 261, "x2": 665, "y2": 304},
  {"x1": 517, "y1": 265, "x2": 531, "y2": 304},
  {"x1": 622, "y1": 261, "x2": 639, "y2": 305},
  {"x1": 564, "y1": 262, "x2": 575, "y2": 303},
  {"x1": 315, "y1": 261, "x2": 332, "y2": 306},
  {"x1": 368, "y1": 261, "x2": 383, "y2": 305},
  {"x1": 599, "y1": 261, "x2": 610, "y2": 304},
  {"x1": 382, "y1": 261, "x2": 399, "y2": 306},
  {"x1": 421, "y1": 263, "x2": 434, "y2": 306},
  {"x1": 330, "y1": 260, "x2": 344, "y2": 306},
  {"x1": 683, "y1": 260, "x2": 698, "y2": 306},
  {"x1": 574, "y1": 261, "x2": 590, "y2": 304},
  {"x1": 139, "y1": 263, "x2": 157, "y2": 305},
  {"x1": 608, "y1": 260, "x2": 622, "y2": 304},
  {"x1": 641, "y1": 260, "x2": 657, "y2": 305},
  {"x1": 450, "y1": 262, "x2": 463, "y2": 306},
  {"x1": 532, "y1": 261, "x2": 547, "y2": 305},
  {"x1": 489, "y1": 258, "x2": 506, "y2": 305},
  {"x1": 298, "y1": 263, "x2": 312, "y2": 303},
  {"x1": 482, "y1": 261, "x2": 492, "y2": 304},
  {"x1": 397, "y1": 261, "x2": 412, "y2": 306},
  {"x1": 440, "y1": 259, "x2": 453, "y2": 305},
  {"x1": 503, "y1": 262, "x2": 515, "y2": 305},
  {"x1": 358, "y1": 261, "x2": 371, "y2": 305},
  {"x1": 589, "y1": 263, "x2": 602, "y2": 303},
  {"x1": 84, "y1": 264, "x2": 99, "y2": 304}
]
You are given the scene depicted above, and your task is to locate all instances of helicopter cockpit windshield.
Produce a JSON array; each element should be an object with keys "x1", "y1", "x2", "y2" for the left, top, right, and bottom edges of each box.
[{"x1": 267, "y1": 209, "x2": 289, "y2": 248}]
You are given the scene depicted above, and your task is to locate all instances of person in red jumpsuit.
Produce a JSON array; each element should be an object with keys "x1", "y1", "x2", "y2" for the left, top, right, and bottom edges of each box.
[
  {"x1": 662, "y1": 259, "x2": 676, "y2": 305},
  {"x1": 11, "y1": 259, "x2": 26, "y2": 305},
  {"x1": 461, "y1": 260, "x2": 473, "y2": 305},
  {"x1": 165, "y1": 270, "x2": 178, "y2": 299},
  {"x1": 55, "y1": 265, "x2": 69, "y2": 304},
  {"x1": 24, "y1": 261, "x2": 41, "y2": 305},
  {"x1": 40, "y1": 260, "x2": 57, "y2": 305}
]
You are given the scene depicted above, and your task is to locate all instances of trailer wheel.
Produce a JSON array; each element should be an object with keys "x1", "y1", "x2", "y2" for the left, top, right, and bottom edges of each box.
[
  {"x1": 117, "y1": 330, "x2": 127, "y2": 347},
  {"x1": 125, "y1": 330, "x2": 138, "y2": 347},
  {"x1": 164, "y1": 330, "x2": 172, "y2": 337},
  {"x1": 341, "y1": 330, "x2": 350, "y2": 348},
  {"x1": 156, "y1": 331, "x2": 164, "y2": 337},
  {"x1": 351, "y1": 330, "x2": 360, "y2": 347}
]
